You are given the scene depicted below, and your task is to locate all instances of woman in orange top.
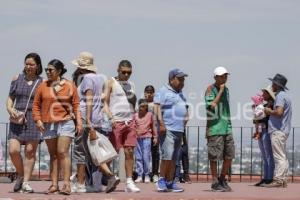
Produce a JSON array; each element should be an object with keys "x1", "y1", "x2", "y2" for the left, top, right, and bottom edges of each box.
[{"x1": 32, "y1": 59, "x2": 82, "y2": 195}]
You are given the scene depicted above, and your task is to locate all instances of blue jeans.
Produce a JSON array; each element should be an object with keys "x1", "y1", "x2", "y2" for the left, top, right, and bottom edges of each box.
[
  {"x1": 258, "y1": 130, "x2": 275, "y2": 180},
  {"x1": 135, "y1": 137, "x2": 152, "y2": 176},
  {"x1": 175, "y1": 143, "x2": 189, "y2": 179}
]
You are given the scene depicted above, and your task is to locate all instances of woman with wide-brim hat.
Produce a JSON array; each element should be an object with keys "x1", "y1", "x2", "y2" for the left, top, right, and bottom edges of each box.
[
  {"x1": 253, "y1": 85, "x2": 275, "y2": 187},
  {"x1": 71, "y1": 52, "x2": 120, "y2": 194}
]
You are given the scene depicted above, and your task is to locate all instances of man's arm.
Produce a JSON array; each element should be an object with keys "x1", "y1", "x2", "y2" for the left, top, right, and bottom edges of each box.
[
  {"x1": 265, "y1": 106, "x2": 284, "y2": 118},
  {"x1": 184, "y1": 105, "x2": 189, "y2": 126},
  {"x1": 265, "y1": 93, "x2": 284, "y2": 118},
  {"x1": 209, "y1": 84, "x2": 225, "y2": 110},
  {"x1": 85, "y1": 89, "x2": 94, "y2": 128},
  {"x1": 102, "y1": 79, "x2": 115, "y2": 126},
  {"x1": 153, "y1": 103, "x2": 166, "y2": 134}
]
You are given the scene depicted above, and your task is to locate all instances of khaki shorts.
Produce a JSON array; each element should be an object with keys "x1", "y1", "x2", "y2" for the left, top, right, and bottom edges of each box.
[{"x1": 207, "y1": 134, "x2": 235, "y2": 161}]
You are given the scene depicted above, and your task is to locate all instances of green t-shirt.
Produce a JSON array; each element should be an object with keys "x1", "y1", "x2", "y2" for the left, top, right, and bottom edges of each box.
[{"x1": 205, "y1": 84, "x2": 232, "y2": 136}]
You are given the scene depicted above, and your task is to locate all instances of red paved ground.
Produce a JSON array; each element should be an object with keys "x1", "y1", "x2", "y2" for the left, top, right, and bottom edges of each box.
[{"x1": 0, "y1": 181, "x2": 299, "y2": 200}]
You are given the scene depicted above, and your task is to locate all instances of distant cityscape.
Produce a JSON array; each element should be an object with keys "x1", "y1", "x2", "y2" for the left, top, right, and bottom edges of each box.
[
  {"x1": 1, "y1": 124, "x2": 300, "y2": 176},
  {"x1": 1, "y1": 140, "x2": 300, "y2": 177}
]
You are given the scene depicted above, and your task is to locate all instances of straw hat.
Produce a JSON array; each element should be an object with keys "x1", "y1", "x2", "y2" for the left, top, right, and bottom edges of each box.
[
  {"x1": 71, "y1": 51, "x2": 97, "y2": 72},
  {"x1": 261, "y1": 85, "x2": 276, "y2": 100}
]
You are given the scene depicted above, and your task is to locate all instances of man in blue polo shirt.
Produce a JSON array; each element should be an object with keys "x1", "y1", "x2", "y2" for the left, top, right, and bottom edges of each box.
[
  {"x1": 154, "y1": 68, "x2": 188, "y2": 192},
  {"x1": 265, "y1": 74, "x2": 292, "y2": 188}
]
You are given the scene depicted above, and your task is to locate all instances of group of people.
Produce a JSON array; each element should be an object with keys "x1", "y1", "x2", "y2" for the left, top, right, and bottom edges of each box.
[
  {"x1": 5, "y1": 52, "x2": 292, "y2": 195},
  {"x1": 251, "y1": 73, "x2": 292, "y2": 189}
]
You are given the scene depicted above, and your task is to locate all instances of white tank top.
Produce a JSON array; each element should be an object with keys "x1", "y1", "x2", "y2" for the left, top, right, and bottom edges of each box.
[{"x1": 109, "y1": 77, "x2": 135, "y2": 122}]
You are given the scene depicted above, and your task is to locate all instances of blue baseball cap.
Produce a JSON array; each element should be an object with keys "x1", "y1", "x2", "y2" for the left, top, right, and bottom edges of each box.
[{"x1": 169, "y1": 68, "x2": 188, "y2": 80}]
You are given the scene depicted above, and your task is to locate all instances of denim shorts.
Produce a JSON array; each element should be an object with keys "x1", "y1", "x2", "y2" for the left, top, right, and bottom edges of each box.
[
  {"x1": 159, "y1": 130, "x2": 183, "y2": 161},
  {"x1": 42, "y1": 120, "x2": 76, "y2": 140}
]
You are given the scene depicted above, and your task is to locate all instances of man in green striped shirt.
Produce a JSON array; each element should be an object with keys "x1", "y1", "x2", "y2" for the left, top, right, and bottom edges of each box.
[{"x1": 205, "y1": 66, "x2": 235, "y2": 192}]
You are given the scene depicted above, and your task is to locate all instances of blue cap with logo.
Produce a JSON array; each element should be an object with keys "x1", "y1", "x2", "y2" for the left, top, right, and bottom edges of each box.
[{"x1": 168, "y1": 68, "x2": 188, "y2": 80}]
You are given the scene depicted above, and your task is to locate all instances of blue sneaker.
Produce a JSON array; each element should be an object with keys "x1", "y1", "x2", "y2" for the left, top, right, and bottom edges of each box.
[
  {"x1": 156, "y1": 178, "x2": 168, "y2": 192},
  {"x1": 167, "y1": 181, "x2": 184, "y2": 192}
]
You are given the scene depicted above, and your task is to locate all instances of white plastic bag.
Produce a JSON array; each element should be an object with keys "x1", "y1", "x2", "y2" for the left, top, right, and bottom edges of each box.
[{"x1": 87, "y1": 131, "x2": 118, "y2": 166}]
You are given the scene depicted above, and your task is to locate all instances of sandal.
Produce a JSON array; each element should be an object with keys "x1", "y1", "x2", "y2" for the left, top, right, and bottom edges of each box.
[
  {"x1": 45, "y1": 185, "x2": 59, "y2": 194},
  {"x1": 59, "y1": 184, "x2": 71, "y2": 195}
]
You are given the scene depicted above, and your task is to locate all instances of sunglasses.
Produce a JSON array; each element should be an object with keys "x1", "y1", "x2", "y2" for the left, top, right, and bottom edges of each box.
[
  {"x1": 44, "y1": 68, "x2": 55, "y2": 73},
  {"x1": 25, "y1": 63, "x2": 36, "y2": 67},
  {"x1": 121, "y1": 70, "x2": 132, "y2": 75}
]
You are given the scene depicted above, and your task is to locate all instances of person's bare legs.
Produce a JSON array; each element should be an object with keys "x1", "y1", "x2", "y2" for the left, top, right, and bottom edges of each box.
[
  {"x1": 99, "y1": 163, "x2": 113, "y2": 176},
  {"x1": 159, "y1": 160, "x2": 167, "y2": 178},
  {"x1": 23, "y1": 141, "x2": 39, "y2": 182},
  {"x1": 210, "y1": 160, "x2": 218, "y2": 182},
  {"x1": 76, "y1": 164, "x2": 86, "y2": 185},
  {"x1": 57, "y1": 136, "x2": 72, "y2": 186},
  {"x1": 124, "y1": 146, "x2": 134, "y2": 178},
  {"x1": 9, "y1": 139, "x2": 24, "y2": 177},
  {"x1": 160, "y1": 160, "x2": 176, "y2": 182},
  {"x1": 45, "y1": 138, "x2": 58, "y2": 187},
  {"x1": 220, "y1": 159, "x2": 232, "y2": 180},
  {"x1": 165, "y1": 160, "x2": 176, "y2": 182}
]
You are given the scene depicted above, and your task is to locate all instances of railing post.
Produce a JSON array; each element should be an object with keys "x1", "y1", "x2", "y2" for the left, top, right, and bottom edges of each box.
[
  {"x1": 5, "y1": 123, "x2": 8, "y2": 172},
  {"x1": 240, "y1": 127, "x2": 243, "y2": 182},
  {"x1": 70, "y1": 141, "x2": 73, "y2": 175},
  {"x1": 260, "y1": 156, "x2": 263, "y2": 180},
  {"x1": 292, "y1": 127, "x2": 295, "y2": 183},
  {"x1": 38, "y1": 143, "x2": 41, "y2": 180},
  {"x1": 196, "y1": 126, "x2": 200, "y2": 182},
  {"x1": 207, "y1": 158, "x2": 209, "y2": 182},
  {"x1": 250, "y1": 127, "x2": 253, "y2": 182}
]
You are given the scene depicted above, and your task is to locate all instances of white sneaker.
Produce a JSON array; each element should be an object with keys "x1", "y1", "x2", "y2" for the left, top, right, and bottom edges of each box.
[
  {"x1": 135, "y1": 176, "x2": 143, "y2": 183},
  {"x1": 144, "y1": 176, "x2": 150, "y2": 183},
  {"x1": 153, "y1": 175, "x2": 159, "y2": 183},
  {"x1": 70, "y1": 173, "x2": 77, "y2": 183},
  {"x1": 125, "y1": 181, "x2": 140, "y2": 193},
  {"x1": 76, "y1": 183, "x2": 87, "y2": 193},
  {"x1": 21, "y1": 182, "x2": 33, "y2": 193},
  {"x1": 71, "y1": 183, "x2": 77, "y2": 193}
]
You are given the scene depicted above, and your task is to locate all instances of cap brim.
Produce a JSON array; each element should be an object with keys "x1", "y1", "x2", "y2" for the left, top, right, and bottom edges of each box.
[
  {"x1": 176, "y1": 73, "x2": 188, "y2": 78},
  {"x1": 215, "y1": 72, "x2": 230, "y2": 76}
]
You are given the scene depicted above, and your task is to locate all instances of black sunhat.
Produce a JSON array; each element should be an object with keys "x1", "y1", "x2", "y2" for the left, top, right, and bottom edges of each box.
[{"x1": 268, "y1": 73, "x2": 288, "y2": 90}]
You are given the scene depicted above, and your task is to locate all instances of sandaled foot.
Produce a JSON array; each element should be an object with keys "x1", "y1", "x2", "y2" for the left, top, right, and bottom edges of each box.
[
  {"x1": 45, "y1": 185, "x2": 59, "y2": 194},
  {"x1": 60, "y1": 184, "x2": 71, "y2": 195}
]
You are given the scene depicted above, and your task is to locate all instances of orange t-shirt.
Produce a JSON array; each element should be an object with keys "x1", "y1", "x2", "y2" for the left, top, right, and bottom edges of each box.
[{"x1": 32, "y1": 79, "x2": 82, "y2": 126}]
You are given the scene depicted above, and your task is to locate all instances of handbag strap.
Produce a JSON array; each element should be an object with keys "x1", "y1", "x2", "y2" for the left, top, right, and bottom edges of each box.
[
  {"x1": 51, "y1": 81, "x2": 73, "y2": 117},
  {"x1": 113, "y1": 77, "x2": 137, "y2": 108},
  {"x1": 24, "y1": 78, "x2": 40, "y2": 114}
]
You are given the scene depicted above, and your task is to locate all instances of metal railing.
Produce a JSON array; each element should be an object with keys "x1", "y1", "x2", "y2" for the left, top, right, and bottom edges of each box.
[{"x1": 1, "y1": 122, "x2": 299, "y2": 182}]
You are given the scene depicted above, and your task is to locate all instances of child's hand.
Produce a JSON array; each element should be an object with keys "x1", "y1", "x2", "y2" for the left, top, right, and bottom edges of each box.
[
  {"x1": 264, "y1": 107, "x2": 272, "y2": 115},
  {"x1": 159, "y1": 123, "x2": 166, "y2": 134},
  {"x1": 89, "y1": 128, "x2": 97, "y2": 140},
  {"x1": 153, "y1": 137, "x2": 158, "y2": 146}
]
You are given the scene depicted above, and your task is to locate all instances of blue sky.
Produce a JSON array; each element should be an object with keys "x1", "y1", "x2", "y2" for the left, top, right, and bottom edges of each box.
[{"x1": 0, "y1": 0, "x2": 299, "y2": 127}]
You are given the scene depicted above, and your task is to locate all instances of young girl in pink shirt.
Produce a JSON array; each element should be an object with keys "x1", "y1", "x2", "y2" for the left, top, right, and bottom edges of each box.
[{"x1": 134, "y1": 99, "x2": 157, "y2": 183}]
